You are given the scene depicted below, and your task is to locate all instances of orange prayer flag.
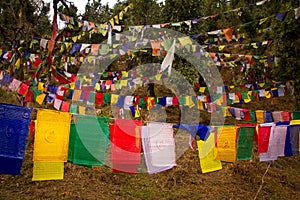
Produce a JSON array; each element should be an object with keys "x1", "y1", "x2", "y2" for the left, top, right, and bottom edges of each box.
[{"x1": 223, "y1": 28, "x2": 233, "y2": 42}]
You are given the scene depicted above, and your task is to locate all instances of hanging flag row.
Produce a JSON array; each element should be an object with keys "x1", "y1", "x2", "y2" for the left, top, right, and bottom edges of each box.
[
  {"x1": 60, "y1": 0, "x2": 275, "y2": 37},
  {"x1": 1, "y1": 102, "x2": 300, "y2": 179}
]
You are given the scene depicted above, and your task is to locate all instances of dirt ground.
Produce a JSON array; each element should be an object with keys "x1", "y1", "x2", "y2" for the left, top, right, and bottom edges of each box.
[{"x1": 1, "y1": 147, "x2": 300, "y2": 199}]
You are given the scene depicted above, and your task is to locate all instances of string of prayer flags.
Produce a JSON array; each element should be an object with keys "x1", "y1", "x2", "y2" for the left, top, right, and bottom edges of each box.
[
  {"x1": 197, "y1": 132, "x2": 222, "y2": 173},
  {"x1": 216, "y1": 126, "x2": 238, "y2": 162},
  {"x1": 111, "y1": 119, "x2": 142, "y2": 174},
  {"x1": 0, "y1": 103, "x2": 32, "y2": 174},
  {"x1": 236, "y1": 125, "x2": 255, "y2": 160},
  {"x1": 33, "y1": 109, "x2": 72, "y2": 161}
]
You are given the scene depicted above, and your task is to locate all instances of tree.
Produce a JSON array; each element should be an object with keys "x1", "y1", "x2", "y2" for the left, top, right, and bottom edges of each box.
[
  {"x1": 0, "y1": 0, "x2": 51, "y2": 80},
  {"x1": 270, "y1": 0, "x2": 300, "y2": 109}
]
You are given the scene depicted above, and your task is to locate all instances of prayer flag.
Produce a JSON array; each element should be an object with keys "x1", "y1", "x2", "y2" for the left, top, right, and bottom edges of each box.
[
  {"x1": 0, "y1": 103, "x2": 32, "y2": 174},
  {"x1": 237, "y1": 126, "x2": 255, "y2": 160},
  {"x1": 33, "y1": 109, "x2": 72, "y2": 162},
  {"x1": 197, "y1": 133, "x2": 222, "y2": 173},
  {"x1": 160, "y1": 39, "x2": 175, "y2": 76},
  {"x1": 216, "y1": 126, "x2": 237, "y2": 162},
  {"x1": 32, "y1": 162, "x2": 64, "y2": 181},
  {"x1": 68, "y1": 115, "x2": 109, "y2": 166},
  {"x1": 111, "y1": 119, "x2": 142, "y2": 174}
]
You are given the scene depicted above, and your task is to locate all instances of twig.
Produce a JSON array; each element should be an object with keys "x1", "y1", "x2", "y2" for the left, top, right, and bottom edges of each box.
[{"x1": 253, "y1": 163, "x2": 271, "y2": 200}]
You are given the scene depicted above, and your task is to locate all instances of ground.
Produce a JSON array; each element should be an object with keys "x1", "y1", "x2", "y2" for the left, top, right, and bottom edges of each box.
[{"x1": 1, "y1": 147, "x2": 300, "y2": 199}]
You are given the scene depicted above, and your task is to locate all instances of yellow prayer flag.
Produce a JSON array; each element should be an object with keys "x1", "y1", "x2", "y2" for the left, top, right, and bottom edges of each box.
[
  {"x1": 244, "y1": 98, "x2": 251, "y2": 103},
  {"x1": 255, "y1": 110, "x2": 265, "y2": 123},
  {"x1": 114, "y1": 15, "x2": 119, "y2": 24},
  {"x1": 72, "y1": 36, "x2": 78, "y2": 43},
  {"x1": 95, "y1": 82, "x2": 101, "y2": 91},
  {"x1": 225, "y1": 107, "x2": 232, "y2": 117},
  {"x1": 121, "y1": 71, "x2": 128, "y2": 77},
  {"x1": 233, "y1": 94, "x2": 240, "y2": 103},
  {"x1": 259, "y1": 17, "x2": 269, "y2": 25},
  {"x1": 185, "y1": 96, "x2": 195, "y2": 108},
  {"x1": 109, "y1": 18, "x2": 114, "y2": 29},
  {"x1": 69, "y1": 82, "x2": 75, "y2": 90},
  {"x1": 229, "y1": 85, "x2": 235, "y2": 89},
  {"x1": 120, "y1": 80, "x2": 128, "y2": 87},
  {"x1": 218, "y1": 45, "x2": 225, "y2": 51},
  {"x1": 72, "y1": 89, "x2": 81, "y2": 101},
  {"x1": 290, "y1": 120, "x2": 300, "y2": 125},
  {"x1": 216, "y1": 126, "x2": 237, "y2": 162},
  {"x1": 100, "y1": 23, "x2": 108, "y2": 36},
  {"x1": 214, "y1": 97, "x2": 223, "y2": 105},
  {"x1": 178, "y1": 36, "x2": 192, "y2": 46},
  {"x1": 111, "y1": 94, "x2": 119, "y2": 104},
  {"x1": 32, "y1": 162, "x2": 64, "y2": 181},
  {"x1": 87, "y1": 56, "x2": 94, "y2": 63},
  {"x1": 264, "y1": 91, "x2": 271, "y2": 98},
  {"x1": 15, "y1": 58, "x2": 21, "y2": 69},
  {"x1": 33, "y1": 109, "x2": 72, "y2": 162},
  {"x1": 35, "y1": 94, "x2": 46, "y2": 105},
  {"x1": 199, "y1": 87, "x2": 206, "y2": 93},
  {"x1": 119, "y1": 11, "x2": 124, "y2": 20},
  {"x1": 38, "y1": 82, "x2": 44, "y2": 91},
  {"x1": 155, "y1": 74, "x2": 162, "y2": 81},
  {"x1": 78, "y1": 106, "x2": 86, "y2": 114},
  {"x1": 197, "y1": 133, "x2": 222, "y2": 173}
]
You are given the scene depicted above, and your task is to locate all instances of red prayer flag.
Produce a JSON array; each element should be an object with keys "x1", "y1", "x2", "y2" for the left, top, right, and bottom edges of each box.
[
  {"x1": 258, "y1": 126, "x2": 271, "y2": 153},
  {"x1": 111, "y1": 119, "x2": 142, "y2": 174},
  {"x1": 95, "y1": 92, "x2": 104, "y2": 105}
]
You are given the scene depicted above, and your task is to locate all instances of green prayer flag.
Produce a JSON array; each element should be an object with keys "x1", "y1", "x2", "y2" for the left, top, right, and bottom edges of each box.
[
  {"x1": 68, "y1": 115, "x2": 110, "y2": 166},
  {"x1": 103, "y1": 72, "x2": 108, "y2": 78},
  {"x1": 241, "y1": 92, "x2": 249, "y2": 100},
  {"x1": 237, "y1": 127, "x2": 255, "y2": 160},
  {"x1": 292, "y1": 111, "x2": 300, "y2": 120},
  {"x1": 250, "y1": 110, "x2": 256, "y2": 122},
  {"x1": 178, "y1": 96, "x2": 186, "y2": 105},
  {"x1": 100, "y1": 44, "x2": 110, "y2": 55},
  {"x1": 104, "y1": 93, "x2": 111, "y2": 105},
  {"x1": 69, "y1": 104, "x2": 78, "y2": 114},
  {"x1": 139, "y1": 97, "x2": 147, "y2": 108},
  {"x1": 88, "y1": 92, "x2": 96, "y2": 103}
]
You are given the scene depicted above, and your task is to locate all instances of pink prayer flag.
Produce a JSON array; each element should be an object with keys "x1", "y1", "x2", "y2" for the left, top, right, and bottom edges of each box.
[{"x1": 54, "y1": 98, "x2": 62, "y2": 110}]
